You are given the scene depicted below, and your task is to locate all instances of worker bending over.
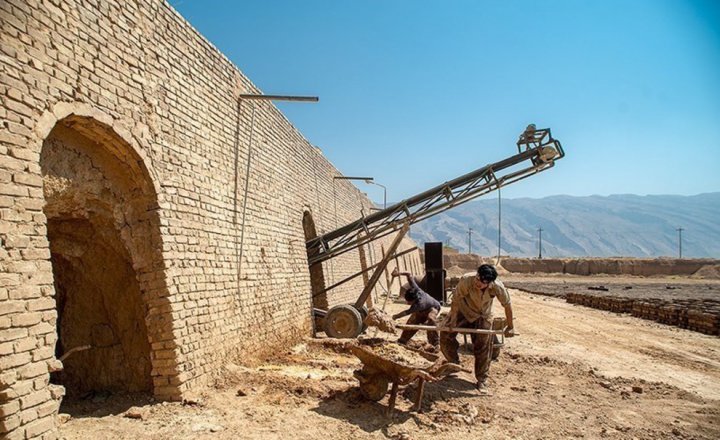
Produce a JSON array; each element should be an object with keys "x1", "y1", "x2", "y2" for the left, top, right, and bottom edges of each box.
[
  {"x1": 441, "y1": 264, "x2": 514, "y2": 394},
  {"x1": 391, "y1": 268, "x2": 441, "y2": 349}
]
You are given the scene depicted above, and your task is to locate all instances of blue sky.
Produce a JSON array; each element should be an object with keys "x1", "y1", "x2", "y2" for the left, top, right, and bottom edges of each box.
[{"x1": 172, "y1": 0, "x2": 720, "y2": 202}]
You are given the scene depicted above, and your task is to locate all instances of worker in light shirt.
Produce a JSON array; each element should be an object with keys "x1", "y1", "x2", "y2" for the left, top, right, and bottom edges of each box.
[{"x1": 441, "y1": 264, "x2": 515, "y2": 394}]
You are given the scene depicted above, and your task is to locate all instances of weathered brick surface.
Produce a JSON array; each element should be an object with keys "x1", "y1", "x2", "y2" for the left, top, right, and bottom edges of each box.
[{"x1": 1, "y1": 0, "x2": 422, "y2": 438}]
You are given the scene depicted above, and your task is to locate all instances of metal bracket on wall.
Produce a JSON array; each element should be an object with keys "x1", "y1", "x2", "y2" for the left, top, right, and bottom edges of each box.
[{"x1": 234, "y1": 93, "x2": 318, "y2": 282}]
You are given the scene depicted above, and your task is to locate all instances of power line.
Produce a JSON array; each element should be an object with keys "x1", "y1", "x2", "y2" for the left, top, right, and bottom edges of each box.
[{"x1": 497, "y1": 185, "x2": 502, "y2": 263}]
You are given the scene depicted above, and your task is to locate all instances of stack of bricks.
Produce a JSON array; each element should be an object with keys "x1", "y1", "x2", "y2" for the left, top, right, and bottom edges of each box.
[
  {"x1": 686, "y1": 305, "x2": 720, "y2": 335},
  {"x1": 566, "y1": 293, "x2": 635, "y2": 313},
  {"x1": 630, "y1": 299, "x2": 666, "y2": 322},
  {"x1": 656, "y1": 303, "x2": 684, "y2": 326},
  {"x1": 566, "y1": 293, "x2": 720, "y2": 336},
  {"x1": 0, "y1": 0, "x2": 423, "y2": 438}
]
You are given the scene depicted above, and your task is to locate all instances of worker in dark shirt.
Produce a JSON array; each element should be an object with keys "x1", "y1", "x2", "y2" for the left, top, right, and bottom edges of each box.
[{"x1": 391, "y1": 268, "x2": 442, "y2": 348}]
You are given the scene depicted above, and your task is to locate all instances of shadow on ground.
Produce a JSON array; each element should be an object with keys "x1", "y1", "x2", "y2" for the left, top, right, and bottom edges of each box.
[
  {"x1": 312, "y1": 376, "x2": 479, "y2": 432},
  {"x1": 59, "y1": 391, "x2": 154, "y2": 418}
]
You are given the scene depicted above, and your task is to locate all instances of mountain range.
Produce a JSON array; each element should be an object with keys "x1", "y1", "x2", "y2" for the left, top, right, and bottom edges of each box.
[{"x1": 408, "y1": 192, "x2": 720, "y2": 258}]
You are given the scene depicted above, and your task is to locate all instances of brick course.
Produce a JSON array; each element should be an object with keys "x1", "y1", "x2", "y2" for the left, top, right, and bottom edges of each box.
[{"x1": 1, "y1": 0, "x2": 422, "y2": 438}]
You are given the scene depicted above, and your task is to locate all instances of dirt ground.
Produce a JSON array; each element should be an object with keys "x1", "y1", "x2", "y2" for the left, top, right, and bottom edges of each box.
[{"x1": 58, "y1": 278, "x2": 720, "y2": 439}]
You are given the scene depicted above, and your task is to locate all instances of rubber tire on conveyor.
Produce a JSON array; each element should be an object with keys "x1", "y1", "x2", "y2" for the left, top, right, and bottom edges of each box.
[{"x1": 324, "y1": 304, "x2": 363, "y2": 339}]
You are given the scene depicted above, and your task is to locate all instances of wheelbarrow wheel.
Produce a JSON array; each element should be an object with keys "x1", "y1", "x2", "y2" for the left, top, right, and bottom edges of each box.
[
  {"x1": 325, "y1": 304, "x2": 363, "y2": 339},
  {"x1": 359, "y1": 374, "x2": 389, "y2": 401}
]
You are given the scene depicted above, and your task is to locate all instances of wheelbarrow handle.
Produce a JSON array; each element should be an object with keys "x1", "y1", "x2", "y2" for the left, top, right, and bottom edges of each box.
[{"x1": 395, "y1": 324, "x2": 509, "y2": 335}]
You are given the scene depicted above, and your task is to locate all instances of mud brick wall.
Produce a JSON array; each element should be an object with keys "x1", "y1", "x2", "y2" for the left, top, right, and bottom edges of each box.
[
  {"x1": 501, "y1": 258, "x2": 718, "y2": 276},
  {"x1": 0, "y1": 0, "x2": 421, "y2": 438},
  {"x1": 441, "y1": 252, "x2": 486, "y2": 273}
]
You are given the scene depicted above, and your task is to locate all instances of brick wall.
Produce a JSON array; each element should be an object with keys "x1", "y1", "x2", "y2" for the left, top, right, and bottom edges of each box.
[{"x1": 0, "y1": 0, "x2": 423, "y2": 438}]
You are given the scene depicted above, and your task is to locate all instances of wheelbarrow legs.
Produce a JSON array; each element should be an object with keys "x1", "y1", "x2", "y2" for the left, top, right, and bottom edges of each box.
[
  {"x1": 386, "y1": 381, "x2": 399, "y2": 418},
  {"x1": 385, "y1": 379, "x2": 426, "y2": 417},
  {"x1": 413, "y1": 379, "x2": 426, "y2": 412}
]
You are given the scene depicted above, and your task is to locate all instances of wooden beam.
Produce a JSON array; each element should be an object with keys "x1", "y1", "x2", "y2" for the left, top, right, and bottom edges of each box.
[{"x1": 354, "y1": 223, "x2": 409, "y2": 309}]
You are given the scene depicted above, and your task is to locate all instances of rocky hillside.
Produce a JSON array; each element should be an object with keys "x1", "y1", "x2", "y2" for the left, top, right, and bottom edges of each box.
[{"x1": 409, "y1": 193, "x2": 720, "y2": 258}]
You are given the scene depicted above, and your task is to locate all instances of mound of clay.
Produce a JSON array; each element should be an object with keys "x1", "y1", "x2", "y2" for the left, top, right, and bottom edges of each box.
[
  {"x1": 445, "y1": 265, "x2": 467, "y2": 278},
  {"x1": 494, "y1": 261, "x2": 509, "y2": 275},
  {"x1": 443, "y1": 253, "x2": 484, "y2": 272},
  {"x1": 364, "y1": 308, "x2": 396, "y2": 334},
  {"x1": 442, "y1": 254, "x2": 508, "y2": 276},
  {"x1": 691, "y1": 264, "x2": 720, "y2": 280},
  {"x1": 358, "y1": 340, "x2": 432, "y2": 368}
]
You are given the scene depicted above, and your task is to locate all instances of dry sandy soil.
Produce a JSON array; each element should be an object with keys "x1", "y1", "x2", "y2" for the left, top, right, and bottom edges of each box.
[{"x1": 58, "y1": 280, "x2": 720, "y2": 439}]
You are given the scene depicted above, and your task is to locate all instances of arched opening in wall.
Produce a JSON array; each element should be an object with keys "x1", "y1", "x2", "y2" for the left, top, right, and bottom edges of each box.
[
  {"x1": 302, "y1": 211, "x2": 327, "y2": 312},
  {"x1": 40, "y1": 116, "x2": 169, "y2": 404}
]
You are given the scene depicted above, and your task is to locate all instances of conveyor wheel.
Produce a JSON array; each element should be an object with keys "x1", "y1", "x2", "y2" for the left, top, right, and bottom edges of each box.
[{"x1": 324, "y1": 304, "x2": 363, "y2": 338}]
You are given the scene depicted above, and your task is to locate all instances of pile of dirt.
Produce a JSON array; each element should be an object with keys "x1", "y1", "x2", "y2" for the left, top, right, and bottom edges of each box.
[
  {"x1": 358, "y1": 340, "x2": 433, "y2": 368},
  {"x1": 692, "y1": 264, "x2": 720, "y2": 280},
  {"x1": 494, "y1": 262, "x2": 509, "y2": 275},
  {"x1": 442, "y1": 253, "x2": 505, "y2": 273},
  {"x1": 442, "y1": 253, "x2": 482, "y2": 272},
  {"x1": 446, "y1": 263, "x2": 507, "y2": 291},
  {"x1": 445, "y1": 265, "x2": 467, "y2": 278},
  {"x1": 364, "y1": 308, "x2": 396, "y2": 334}
]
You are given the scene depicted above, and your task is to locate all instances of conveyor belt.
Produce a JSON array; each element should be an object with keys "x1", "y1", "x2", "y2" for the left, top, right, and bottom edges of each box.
[{"x1": 307, "y1": 126, "x2": 564, "y2": 266}]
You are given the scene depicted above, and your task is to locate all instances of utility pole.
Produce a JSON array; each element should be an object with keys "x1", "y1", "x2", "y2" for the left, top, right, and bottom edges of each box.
[
  {"x1": 468, "y1": 227, "x2": 473, "y2": 254},
  {"x1": 538, "y1": 227, "x2": 543, "y2": 259},
  {"x1": 677, "y1": 227, "x2": 684, "y2": 259},
  {"x1": 497, "y1": 185, "x2": 502, "y2": 262}
]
